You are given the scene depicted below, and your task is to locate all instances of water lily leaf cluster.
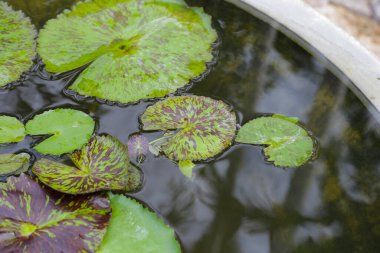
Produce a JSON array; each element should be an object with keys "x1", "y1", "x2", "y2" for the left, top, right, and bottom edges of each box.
[
  {"x1": 98, "y1": 194, "x2": 181, "y2": 253},
  {"x1": 26, "y1": 108, "x2": 95, "y2": 155},
  {"x1": 0, "y1": 153, "x2": 30, "y2": 176},
  {"x1": 0, "y1": 116, "x2": 25, "y2": 143},
  {"x1": 0, "y1": 109, "x2": 95, "y2": 155},
  {"x1": 0, "y1": 0, "x2": 322, "y2": 251},
  {"x1": 0, "y1": 174, "x2": 111, "y2": 253},
  {"x1": 141, "y1": 95, "x2": 237, "y2": 162},
  {"x1": 33, "y1": 135, "x2": 143, "y2": 194},
  {"x1": 236, "y1": 114, "x2": 316, "y2": 167},
  {"x1": 0, "y1": 2, "x2": 36, "y2": 87},
  {"x1": 37, "y1": 0, "x2": 218, "y2": 104}
]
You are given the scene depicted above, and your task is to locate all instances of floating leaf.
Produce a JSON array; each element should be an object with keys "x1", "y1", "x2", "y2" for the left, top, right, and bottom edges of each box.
[
  {"x1": 0, "y1": 153, "x2": 30, "y2": 176},
  {"x1": 37, "y1": 0, "x2": 217, "y2": 104},
  {"x1": 0, "y1": 174, "x2": 111, "y2": 252},
  {"x1": 98, "y1": 194, "x2": 181, "y2": 253},
  {"x1": 0, "y1": 2, "x2": 36, "y2": 87},
  {"x1": 127, "y1": 133, "x2": 149, "y2": 164},
  {"x1": 25, "y1": 108, "x2": 95, "y2": 155},
  {"x1": 236, "y1": 114, "x2": 316, "y2": 167},
  {"x1": 141, "y1": 95, "x2": 237, "y2": 161},
  {"x1": 33, "y1": 135, "x2": 143, "y2": 194},
  {"x1": 178, "y1": 160, "x2": 195, "y2": 178},
  {"x1": 0, "y1": 116, "x2": 25, "y2": 143}
]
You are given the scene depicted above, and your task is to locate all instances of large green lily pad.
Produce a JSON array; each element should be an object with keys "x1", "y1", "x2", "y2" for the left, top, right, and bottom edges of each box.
[
  {"x1": 236, "y1": 114, "x2": 316, "y2": 167},
  {"x1": 0, "y1": 116, "x2": 25, "y2": 143},
  {"x1": 25, "y1": 108, "x2": 95, "y2": 155},
  {"x1": 37, "y1": 0, "x2": 217, "y2": 104},
  {"x1": 0, "y1": 2, "x2": 36, "y2": 87},
  {"x1": 141, "y1": 95, "x2": 237, "y2": 161},
  {"x1": 0, "y1": 174, "x2": 111, "y2": 253},
  {"x1": 98, "y1": 194, "x2": 181, "y2": 253},
  {"x1": 0, "y1": 153, "x2": 30, "y2": 177},
  {"x1": 32, "y1": 135, "x2": 143, "y2": 194}
]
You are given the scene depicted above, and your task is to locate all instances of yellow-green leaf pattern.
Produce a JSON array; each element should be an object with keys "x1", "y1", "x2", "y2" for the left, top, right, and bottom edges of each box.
[
  {"x1": 0, "y1": 2, "x2": 36, "y2": 87},
  {"x1": 32, "y1": 135, "x2": 143, "y2": 194},
  {"x1": 141, "y1": 95, "x2": 237, "y2": 161},
  {"x1": 37, "y1": 0, "x2": 217, "y2": 104}
]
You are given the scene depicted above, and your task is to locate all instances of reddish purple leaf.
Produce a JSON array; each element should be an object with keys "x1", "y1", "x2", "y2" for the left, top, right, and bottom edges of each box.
[{"x1": 0, "y1": 174, "x2": 111, "y2": 253}]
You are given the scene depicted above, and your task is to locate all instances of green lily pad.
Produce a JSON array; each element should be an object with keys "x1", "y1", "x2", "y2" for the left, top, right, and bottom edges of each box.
[
  {"x1": 0, "y1": 174, "x2": 111, "y2": 252},
  {"x1": 98, "y1": 194, "x2": 181, "y2": 253},
  {"x1": 32, "y1": 135, "x2": 143, "y2": 194},
  {"x1": 37, "y1": 0, "x2": 217, "y2": 104},
  {"x1": 0, "y1": 153, "x2": 30, "y2": 177},
  {"x1": 236, "y1": 114, "x2": 316, "y2": 167},
  {"x1": 25, "y1": 108, "x2": 95, "y2": 155},
  {"x1": 0, "y1": 116, "x2": 25, "y2": 143},
  {"x1": 141, "y1": 95, "x2": 237, "y2": 161},
  {"x1": 0, "y1": 2, "x2": 36, "y2": 87}
]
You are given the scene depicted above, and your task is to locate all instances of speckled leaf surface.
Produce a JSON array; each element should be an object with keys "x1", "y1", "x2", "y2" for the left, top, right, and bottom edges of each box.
[
  {"x1": 0, "y1": 153, "x2": 30, "y2": 176},
  {"x1": 0, "y1": 2, "x2": 36, "y2": 87},
  {"x1": 25, "y1": 108, "x2": 95, "y2": 155},
  {"x1": 32, "y1": 135, "x2": 143, "y2": 194},
  {"x1": 236, "y1": 114, "x2": 316, "y2": 167},
  {"x1": 98, "y1": 194, "x2": 181, "y2": 253},
  {"x1": 127, "y1": 133, "x2": 149, "y2": 164},
  {"x1": 0, "y1": 174, "x2": 111, "y2": 253},
  {"x1": 37, "y1": 0, "x2": 217, "y2": 104},
  {"x1": 141, "y1": 95, "x2": 237, "y2": 161},
  {"x1": 0, "y1": 116, "x2": 25, "y2": 143}
]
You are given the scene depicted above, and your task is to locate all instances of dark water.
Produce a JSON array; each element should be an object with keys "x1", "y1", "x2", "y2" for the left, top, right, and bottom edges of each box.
[{"x1": 2, "y1": 0, "x2": 380, "y2": 252}]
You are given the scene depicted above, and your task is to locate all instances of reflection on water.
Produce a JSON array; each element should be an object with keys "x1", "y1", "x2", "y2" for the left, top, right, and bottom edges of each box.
[{"x1": 1, "y1": 0, "x2": 380, "y2": 252}]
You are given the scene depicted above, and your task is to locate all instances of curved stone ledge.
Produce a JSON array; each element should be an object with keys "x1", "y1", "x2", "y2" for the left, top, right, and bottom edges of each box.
[{"x1": 227, "y1": 0, "x2": 380, "y2": 113}]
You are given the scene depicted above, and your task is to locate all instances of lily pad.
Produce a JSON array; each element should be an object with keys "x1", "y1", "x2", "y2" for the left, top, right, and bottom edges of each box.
[
  {"x1": 0, "y1": 2, "x2": 36, "y2": 87},
  {"x1": 25, "y1": 108, "x2": 95, "y2": 155},
  {"x1": 0, "y1": 153, "x2": 30, "y2": 177},
  {"x1": 127, "y1": 133, "x2": 149, "y2": 164},
  {"x1": 0, "y1": 116, "x2": 25, "y2": 143},
  {"x1": 98, "y1": 194, "x2": 181, "y2": 253},
  {"x1": 236, "y1": 114, "x2": 316, "y2": 167},
  {"x1": 0, "y1": 174, "x2": 111, "y2": 252},
  {"x1": 141, "y1": 95, "x2": 237, "y2": 161},
  {"x1": 32, "y1": 135, "x2": 143, "y2": 194},
  {"x1": 37, "y1": 0, "x2": 217, "y2": 104}
]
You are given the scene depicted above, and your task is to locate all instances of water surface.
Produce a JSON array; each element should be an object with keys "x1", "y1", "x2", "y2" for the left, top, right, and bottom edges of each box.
[{"x1": 2, "y1": 0, "x2": 380, "y2": 252}]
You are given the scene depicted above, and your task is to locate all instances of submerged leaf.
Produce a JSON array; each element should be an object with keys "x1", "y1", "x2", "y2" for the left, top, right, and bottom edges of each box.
[
  {"x1": 0, "y1": 174, "x2": 111, "y2": 253},
  {"x1": 178, "y1": 160, "x2": 195, "y2": 178},
  {"x1": 37, "y1": 0, "x2": 217, "y2": 104},
  {"x1": 236, "y1": 114, "x2": 316, "y2": 167},
  {"x1": 98, "y1": 194, "x2": 181, "y2": 253},
  {"x1": 0, "y1": 116, "x2": 25, "y2": 143},
  {"x1": 0, "y1": 2, "x2": 36, "y2": 87},
  {"x1": 141, "y1": 95, "x2": 237, "y2": 161},
  {"x1": 25, "y1": 108, "x2": 95, "y2": 155},
  {"x1": 32, "y1": 135, "x2": 143, "y2": 194},
  {"x1": 127, "y1": 133, "x2": 149, "y2": 164},
  {"x1": 0, "y1": 153, "x2": 30, "y2": 176}
]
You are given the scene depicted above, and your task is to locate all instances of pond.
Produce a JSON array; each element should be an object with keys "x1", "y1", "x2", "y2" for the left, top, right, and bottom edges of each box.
[{"x1": 1, "y1": 0, "x2": 380, "y2": 252}]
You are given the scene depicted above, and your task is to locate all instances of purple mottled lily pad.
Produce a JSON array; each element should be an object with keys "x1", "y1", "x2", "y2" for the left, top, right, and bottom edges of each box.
[
  {"x1": 0, "y1": 174, "x2": 111, "y2": 253},
  {"x1": 32, "y1": 135, "x2": 143, "y2": 194},
  {"x1": 127, "y1": 133, "x2": 149, "y2": 164},
  {"x1": 141, "y1": 95, "x2": 237, "y2": 161}
]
